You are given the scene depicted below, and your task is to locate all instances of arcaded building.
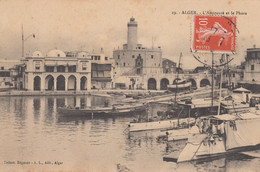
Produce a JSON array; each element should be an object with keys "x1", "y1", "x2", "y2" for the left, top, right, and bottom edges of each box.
[
  {"x1": 20, "y1": 50, "x2": 91, "y2": 91},
  {"x1": 65, "y1": 49, "x2": 113, "y2": 89}
]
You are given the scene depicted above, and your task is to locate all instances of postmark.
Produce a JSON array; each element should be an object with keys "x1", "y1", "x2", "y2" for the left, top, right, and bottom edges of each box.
[{"x1": 192, "y1": 15, "x2": 236, "y2": 53}]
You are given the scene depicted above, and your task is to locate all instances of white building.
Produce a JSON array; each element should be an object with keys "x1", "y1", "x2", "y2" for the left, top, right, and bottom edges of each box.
[
  {"x1": 20, "y1": 49, "x2": 91, "y2": 91},
  {"x1": 65, "y1": 49, "x2": 114, "y2": 89}
]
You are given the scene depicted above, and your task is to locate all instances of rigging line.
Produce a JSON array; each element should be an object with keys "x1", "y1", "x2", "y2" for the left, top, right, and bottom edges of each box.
[
  {"x1": 215, "y1": 58, "x2": 234, "y2": 67},
  {"x1": 190, "y1": 140, "x2": 204, "y2": 161},
  {"x1": 123, "y1": 125, "x2": 130, "y2": 135}
]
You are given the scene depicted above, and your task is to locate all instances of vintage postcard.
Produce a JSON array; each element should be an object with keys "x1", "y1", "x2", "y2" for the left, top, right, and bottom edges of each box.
[{"x1": 0, "y1": 0, "x2": 260, "y2": 172}]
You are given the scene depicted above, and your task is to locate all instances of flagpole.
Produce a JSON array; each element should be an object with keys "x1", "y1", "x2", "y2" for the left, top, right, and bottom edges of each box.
[{"x1": 21, "y1": 25, "x2": 35, "y2": 58}]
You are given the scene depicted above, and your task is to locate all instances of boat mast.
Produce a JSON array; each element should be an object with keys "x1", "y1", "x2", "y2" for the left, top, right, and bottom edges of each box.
[
  {"x1": 226, "y1": 54, "x2": 231, "y2": 89},
  {"x1": 211, "y1": 51, "x2": 214, "y2": 113},
  {"x1": 217, "y1": 66, "x2": 223, "y2": 115},
  {"x1": 174, "y1": 52, "x2": 182, "y2": 104},
  {"x1": 22, "y1": 24, "x2": 24, "y2": 57},
  {"x1": 175, "y1": 52, "x2": 182, "y2": 127}
]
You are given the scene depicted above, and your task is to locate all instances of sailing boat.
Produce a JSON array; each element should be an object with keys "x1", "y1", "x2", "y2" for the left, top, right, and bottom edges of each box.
[{"x1": 165, "y1": 54, "x2": 260, "y2": 162}]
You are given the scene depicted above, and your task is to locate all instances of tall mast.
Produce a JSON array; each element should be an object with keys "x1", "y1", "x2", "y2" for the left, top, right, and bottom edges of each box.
[
  {"x1": 226, "y1": 54, "x2": 231, "y2": 89},
  {"x1": 211, "y1": 51, "x2": 214, "y2": 113},
  {"x1": 174, "y1": 52, "x2": 182, "y2": 104},
  {"x1": 22, "y1": 24, "x2": 24, "y2": 57},
  {"x1": 217, "y1": 66, "x2": 223, "y2": 115}
]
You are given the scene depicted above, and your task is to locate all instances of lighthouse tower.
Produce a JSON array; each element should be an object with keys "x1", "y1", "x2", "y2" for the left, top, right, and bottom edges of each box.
[{"x1": 127, "y1": 17, "x2": 138, "y2": 50}]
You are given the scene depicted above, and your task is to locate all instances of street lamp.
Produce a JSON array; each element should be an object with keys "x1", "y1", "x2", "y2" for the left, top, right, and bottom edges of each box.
[{"x1": 22, "y1": 24, "x2": 35, "y2": 57}]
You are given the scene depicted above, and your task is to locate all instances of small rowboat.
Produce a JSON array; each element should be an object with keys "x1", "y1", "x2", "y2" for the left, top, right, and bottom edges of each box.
[
  {"x1": 57, "y1": 103, "x2": 146, "y2": 116},
  {"x1": 167, "y1": 79, "x2": 192, "y2": 92}
]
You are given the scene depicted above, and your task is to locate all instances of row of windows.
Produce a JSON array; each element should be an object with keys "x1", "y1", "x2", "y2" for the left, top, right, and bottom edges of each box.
[
  {"x1": 37, "y1": 65, "x2": 87, "y2": 72},
  {"x1": 0, "y1": 72, "x2": 10, "y2": 77},
  {"x1": 90, "y1": 56, "x2": 109, "y2": 61},
  {"x1": 118, "y1": 54, "x2": 154, "y2": 59},
  {"x1": 248, "y1": 52, "x2": 260, "y2": 58},
  {"x1": 91, "y1": 56, "x2": 101, "y2": 60}
]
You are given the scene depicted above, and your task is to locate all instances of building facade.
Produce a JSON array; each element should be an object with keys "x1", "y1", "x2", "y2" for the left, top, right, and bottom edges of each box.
[
  {"x1": 239, "y1": 46, "x2": 260, "y2": 92},
  {"x1": 64, "y1": 49, "x2": 113, "y2": 89},
  {"x1": 113, "y1": 17, "x2": 168, "y2": 90},
  {"x1": 20, "y1": 50, "x2": 91, "y2": 91},
  {"x1": 89, "y1": 50, "x2": 113, "y2": 89},
  {"x1": 221, "y1": 66, "x2": 244, "y2": 89},
  {"x1": 0, "y1": 60, "x2": 21, "y2": 90},
  {"x1": 162, "y1": 58, "x2": 176, "y2": 74}
]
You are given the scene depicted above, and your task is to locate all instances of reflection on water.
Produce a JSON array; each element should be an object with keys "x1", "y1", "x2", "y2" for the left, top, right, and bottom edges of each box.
[{"x1": 0, "y1": 95, "x2": 259, "y2": 172}]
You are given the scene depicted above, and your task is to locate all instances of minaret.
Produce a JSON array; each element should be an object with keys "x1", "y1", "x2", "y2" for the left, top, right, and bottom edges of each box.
[{"x1": 127, "y1": 17, "x2": 138, "y2": 50}]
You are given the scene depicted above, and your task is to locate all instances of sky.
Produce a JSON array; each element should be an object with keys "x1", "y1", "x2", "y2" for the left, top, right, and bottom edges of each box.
[{"x1": 0, "y1": 0, "x2": 259, "y2": 69}]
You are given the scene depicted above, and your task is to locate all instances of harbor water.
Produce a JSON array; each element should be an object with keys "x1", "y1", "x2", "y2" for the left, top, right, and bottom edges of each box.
[{"x1": 0, "y1": 95, "x2": 260, "y2": 172}]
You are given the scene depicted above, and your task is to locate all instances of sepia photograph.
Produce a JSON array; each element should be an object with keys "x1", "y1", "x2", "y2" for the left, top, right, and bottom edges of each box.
[{"x1": 0, "y1": 0, "x2": 260, "y2": 171}]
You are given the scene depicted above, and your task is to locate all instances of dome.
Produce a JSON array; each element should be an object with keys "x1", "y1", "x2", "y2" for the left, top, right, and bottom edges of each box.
[
  {"x1": 77, "y1": 51, "x2": 88, "y2": 58},
  {"x1": 32, "y1": 51, "x2": 43, "y2": 58},
  {"x1": 47, "y1": 49, "x2": 66, "y2": 57}
]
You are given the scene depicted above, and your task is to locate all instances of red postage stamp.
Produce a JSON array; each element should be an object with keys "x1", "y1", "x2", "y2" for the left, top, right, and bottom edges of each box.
[{"x1": 192, "y1": 15, "x2": 236, "y2": 52}]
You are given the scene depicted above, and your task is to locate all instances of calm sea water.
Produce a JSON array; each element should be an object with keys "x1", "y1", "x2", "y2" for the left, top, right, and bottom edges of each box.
[{"x1": 0, "y1": 95, "x2": 259, "y2": 172}]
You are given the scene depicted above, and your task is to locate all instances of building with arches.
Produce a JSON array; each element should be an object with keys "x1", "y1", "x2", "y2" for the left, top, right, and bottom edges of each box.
[
  {"x1": 20, "y1": 49, "x2": 92, "y2": 91},
  {"x1": 64, "y1": 49, "x2": 113, "y2": 89},
  {"x1": 112, "y1": 20, "x2": 216, "y2": 91},
  {"x1": 113, "y1": 17, "x2": 166, "y2": 90},
  {"x1": 112, "y1": 17, "x2": 216, "y2": 90}
]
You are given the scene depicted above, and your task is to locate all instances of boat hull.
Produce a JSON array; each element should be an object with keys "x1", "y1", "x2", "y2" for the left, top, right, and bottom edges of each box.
[
  {"x1": 129, "y1": 118, "x2": 195, "y2": 132},
  {"x1": 174, "y1": 117, "x2": 260, "y2": 163},
  {"x1": 167, "y1": 82, "x2": 192, "y2": 92},
  {"x1": 58, "y1": 104, "x2": 146, "y2": 117},
  {"x1": 166, "y1": 126, "x2": 199, "y2": 141}
]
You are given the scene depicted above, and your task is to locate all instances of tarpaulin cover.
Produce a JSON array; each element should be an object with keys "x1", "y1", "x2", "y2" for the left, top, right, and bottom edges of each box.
[
  {"x1": 177, "y1": 134, "x2": 207, "y2": 162},
  {"x1": 225, "y1": 118, "x2": 260, "y2": 150},
  {"x1": 196, "y1": 139, "x2": 226, "y2": 157}
]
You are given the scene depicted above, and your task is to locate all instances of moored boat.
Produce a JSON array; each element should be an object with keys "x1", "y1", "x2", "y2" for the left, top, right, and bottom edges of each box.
[
  {"x1": 167, "y1": 79, "x2": 192, "y2": 92},
  {"x1": 129, "y1": 117, "x2": 195, "y2": 132},
  {"x1": 165, "y1": 125, "x2": 200, "y2": 141},
  {"x1": 128, "y1": 98, "x2": 219, "y2": 132},
  {"x1": 57, "y1": 103, "x2": 146, "y2": 116},
  {"x1": 167, "y1": 112, "x2": 260, "y2": 163}
]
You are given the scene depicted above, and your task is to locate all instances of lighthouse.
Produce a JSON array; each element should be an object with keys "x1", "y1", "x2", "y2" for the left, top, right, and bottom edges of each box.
[{"x1": 127, "y1": 17, "x2": 138, "y2": 50}]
